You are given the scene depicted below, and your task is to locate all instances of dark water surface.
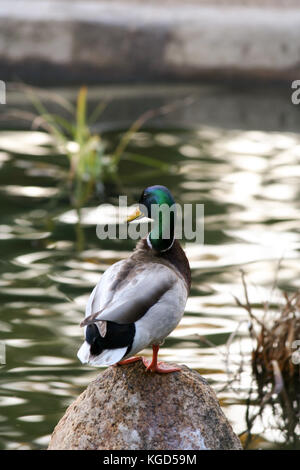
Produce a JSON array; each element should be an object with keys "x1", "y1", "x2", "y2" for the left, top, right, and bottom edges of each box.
[{"x1": 0, "y1": 85, "x2": 300, "y2": 449}]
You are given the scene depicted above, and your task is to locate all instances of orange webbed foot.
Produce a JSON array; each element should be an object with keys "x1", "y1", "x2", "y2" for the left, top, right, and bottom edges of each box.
[
  {"x1": 142, "y1": 357, "x2": 181, "y2": 373},
  {"x1": 116, "y1": 356, "x2": 142, "y2": 366}
]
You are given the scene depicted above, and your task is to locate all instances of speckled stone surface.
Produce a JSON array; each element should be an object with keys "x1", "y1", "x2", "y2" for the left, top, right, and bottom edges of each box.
[{"x1": 48, "y1": 361, "x2": 242, "y2": 450}]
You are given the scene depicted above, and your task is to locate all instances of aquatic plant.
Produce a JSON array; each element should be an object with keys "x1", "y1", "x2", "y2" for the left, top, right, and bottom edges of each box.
[
  {"x1": 20, "y1": 85, "x2": 171, "y2": 208},
  {"x1": 234, "y1": 272, "x2": 300, "y2": 448},
  {"x1": 235, "y1": 272, "x2": 300, "y2": 383}
]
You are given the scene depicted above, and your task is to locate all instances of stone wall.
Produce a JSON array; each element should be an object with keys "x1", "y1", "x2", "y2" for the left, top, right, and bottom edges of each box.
[{"x1": 1, "y1": 0, "x2": 300, "y2": 84}]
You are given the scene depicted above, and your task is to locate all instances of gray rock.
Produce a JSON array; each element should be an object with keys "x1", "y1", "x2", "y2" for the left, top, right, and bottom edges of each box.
[{"x1": 48, "y1": 361, "x2": 242, "y2": 450}]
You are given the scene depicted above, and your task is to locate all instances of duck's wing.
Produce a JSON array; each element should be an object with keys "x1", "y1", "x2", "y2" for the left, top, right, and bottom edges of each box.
[{"x1": 81, "y1": 262, "x2": 177, "y2": 327}]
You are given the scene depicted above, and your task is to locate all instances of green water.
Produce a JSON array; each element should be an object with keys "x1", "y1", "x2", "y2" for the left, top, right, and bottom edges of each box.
[{"x1": 0, "y1": 87, "x2": 300, "y2": 449}]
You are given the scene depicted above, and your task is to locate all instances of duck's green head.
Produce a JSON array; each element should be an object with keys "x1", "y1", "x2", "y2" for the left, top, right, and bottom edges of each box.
[
  {"x1": 139, "y1": 185, "x2": 175, "y2": 214},
  {"x1": 128, "y1": 185, "x2": 176, "y2": 252}
]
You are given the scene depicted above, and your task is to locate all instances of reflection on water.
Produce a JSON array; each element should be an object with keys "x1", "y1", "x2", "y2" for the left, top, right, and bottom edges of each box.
[{"x1": 0, "y1": 116, "x2": 300, "y2": 449}]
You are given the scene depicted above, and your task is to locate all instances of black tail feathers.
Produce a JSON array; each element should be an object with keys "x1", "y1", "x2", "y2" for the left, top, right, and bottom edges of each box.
[{"x1": 85, "y1": 321, "x2": 135, "y2": 356}]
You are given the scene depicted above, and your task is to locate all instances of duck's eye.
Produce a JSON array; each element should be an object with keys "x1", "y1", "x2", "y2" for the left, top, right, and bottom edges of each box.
[{"x1": 139, "y1": 191, "x2": 149, "y2": 204}]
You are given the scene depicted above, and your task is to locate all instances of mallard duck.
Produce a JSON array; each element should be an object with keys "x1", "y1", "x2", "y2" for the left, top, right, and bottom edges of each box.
[{"x1": 77, "y1": 185, "x2": 191, "y2": 373}]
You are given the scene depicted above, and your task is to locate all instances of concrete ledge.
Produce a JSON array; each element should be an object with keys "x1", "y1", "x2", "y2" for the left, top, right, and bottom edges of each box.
[
  {"x1": 2, "y1": 84, "x2": 299, "y2": 135},
  {"x1": 1, "y1": 1, "x2": 300, "y2": 84}
]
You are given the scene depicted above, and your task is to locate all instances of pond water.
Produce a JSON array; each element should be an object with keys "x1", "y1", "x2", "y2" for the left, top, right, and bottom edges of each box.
[{"x1": 0, "y1": 85, "x2": 300, "y2": 450}]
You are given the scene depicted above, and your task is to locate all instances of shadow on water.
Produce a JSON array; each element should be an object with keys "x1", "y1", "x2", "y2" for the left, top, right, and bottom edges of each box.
[{"x1": 0, "y1": 85, "x2": 300, "y2": 449}]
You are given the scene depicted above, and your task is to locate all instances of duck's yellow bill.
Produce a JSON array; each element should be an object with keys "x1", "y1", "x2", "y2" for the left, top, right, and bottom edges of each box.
[{"x1": 127, "y1": 207, "x2": 142, "y2": 222}]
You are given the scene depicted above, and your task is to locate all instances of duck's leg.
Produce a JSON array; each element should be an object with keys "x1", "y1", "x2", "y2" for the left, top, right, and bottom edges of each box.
[{"x1": 142, "y1": 345, "x2": 181, "y2": 373}]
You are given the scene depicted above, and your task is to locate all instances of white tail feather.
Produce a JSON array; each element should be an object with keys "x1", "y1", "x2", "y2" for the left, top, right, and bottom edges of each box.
[
  {"x1": 77, "y1": 341, "x2": 127, "y2": 367},
  {"x1": 77, "y1": 341, "x2": 90, "y2": 364},
  {"x1": 90, "y1": 347, "x2": 128, "y2": 366}
]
